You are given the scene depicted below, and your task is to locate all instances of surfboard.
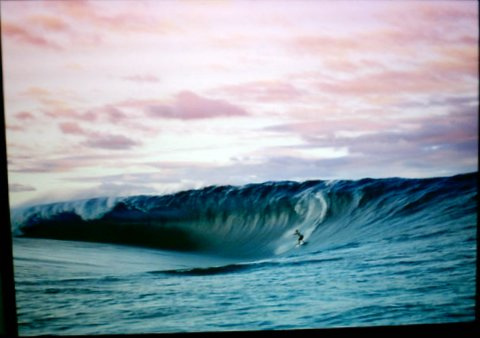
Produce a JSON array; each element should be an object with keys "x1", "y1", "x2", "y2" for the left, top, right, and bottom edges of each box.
[{"x1": 296, "y1": 240, "x2": 307, "y2": 248}]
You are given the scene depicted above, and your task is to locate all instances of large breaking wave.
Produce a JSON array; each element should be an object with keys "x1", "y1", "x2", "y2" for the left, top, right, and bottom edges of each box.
[{"x1": 11, "y1": 172, "x2": 477, "y2": 258}]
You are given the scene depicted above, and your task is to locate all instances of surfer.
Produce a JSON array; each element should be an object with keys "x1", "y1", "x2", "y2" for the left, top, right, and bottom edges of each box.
[{"x1": 294, "y1": 229, "x2": 304, "y2": 246}]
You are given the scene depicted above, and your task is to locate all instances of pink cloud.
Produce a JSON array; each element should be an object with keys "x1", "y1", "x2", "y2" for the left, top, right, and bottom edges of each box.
[
  {"x1": 1, "y1": 21, "x2": 62, "y2": 50},
  {"x1": 6, "y1": 124, "x2": 24, "y2": 132},
  {"x1": 28, "y1": 14, "x2": 70, "y2": 32},
  {"x1": 429, "y1": 46, "x2": 478, "y2": 78},
  {"x1": 104, "y1": 106, "x2": 127, "y2": 123},
  {"x1": 15, "y1": 112, "x2": 35, "y2": 120},
  {"x1": 416, "y1": 3, "x2": 477, "y2": 21},
  {"x1": 122, "y1": 74, "x2": 161, "y2": 83},
  {"x1": 20, "y1": 87, "x2": 73, "y2": 111},
  {"x1": 46, "y1": 0, "x2": 176, "y2": 36},
  {"x1": 291, "y1": 26, "x2": 473, "y2": 62},
  {"x1": 58, "y1": 121, "x2": 140, "y2": 150},
  {"x1": 2, "y1": 1, "x2": 175, "y2": 51},
  {"x1": 292, "y1": 35, "x2": 362, "y2": 57},
  {"x1": 48, "y1": 92, "x2": 245, "y2": 125},
  {"x1": 85, "y1": 105, "x2": 127, "y2": 124},
  {"x1": 116, "y1": 98, "x2": 162, "y2": 108},
  {"x1": 59, "y1": 122, "x2": 86, "y2": 135},
  {"x1": 21, "y1": 86, "x2": 51, "y2": 98},
  {"x1": 380, "y1": 2, "x2": 477, "y2": 29},
  {"x1": 46, "y1": 102, "x2": 157, "y2": 138},
  {"x1": 8, "y1": 149, "x2": 147, "y2": 174},
  {"x1": 9, "y1": 155, "x2": 107, "y2": 174},
  {"x1": 217, "y1": 81, "x2": 304, "y2": 102},
  {"x1": 9, "y1": 159, "x2": 73, "y2": 173},
  {"x1": 290, "y1": 2, "x2": 476, "y2": 66},
  {"x1": 147, "y1": 91, "x2": 248, "y2": 119},
  {"x1": 316, "y1": 63, "x2": 473, "y2": 97},
  {"x1": 46, "y1": 109, "x2": 95, "y2": 121},
  {"x1": 321, "y1": 58, "x2": 386, "y2": 74},
  {"x1": 83, "y1": 134, "x2": 140, "y2": 150}
]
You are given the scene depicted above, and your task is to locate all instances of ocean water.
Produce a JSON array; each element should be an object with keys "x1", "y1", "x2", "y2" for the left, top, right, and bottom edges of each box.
[{"x1": 11, "y1": 173, "x2": 477, "y2": 335}]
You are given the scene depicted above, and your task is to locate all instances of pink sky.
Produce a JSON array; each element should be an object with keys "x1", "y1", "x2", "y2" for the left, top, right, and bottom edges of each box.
[{"x1": 1, "y1": 0, "x2": 478, "y2": 206}]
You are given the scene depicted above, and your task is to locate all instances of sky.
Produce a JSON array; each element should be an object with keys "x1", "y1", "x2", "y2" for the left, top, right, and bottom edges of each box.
[{"x1": 1, "y1": 0, "x2": 478, "y2": 207}]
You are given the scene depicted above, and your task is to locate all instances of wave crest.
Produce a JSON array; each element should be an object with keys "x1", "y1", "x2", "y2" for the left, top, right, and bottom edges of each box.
[{"x1": 11, "y1": 173, "x2": 477, "y2": 258}]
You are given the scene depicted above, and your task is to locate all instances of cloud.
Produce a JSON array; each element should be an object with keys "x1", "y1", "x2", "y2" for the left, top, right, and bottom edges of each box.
[
  {"x1": 1, "y1": 1, "x2": 177, "y2": 52},
  {"x1": 291, "y1": 2, "x2": 476, "y2": 56},
  {"x1": 43, "y1": 0, "x2": 177, "y2": 39},
  {"x1": 85, "y1": 105, "x2": 128, "y2": 124},
  {"x1": 379, "y1": 1, "x2": 477, "y2": 34},
  {"x1": 43, "y1": 102, "x2": 127, "y2": 126},
  {"x1": 21, "y1": 86, "x2": 51, "y2": 98},
  {"x1": 320, "y1": 58, "x2": 386, "y2": 74},
  {"x1": 140, "y1": 144, "x2": 472, "y2": 187},
  {"x1": 46, "y1": 108, "x2": 93, "y2": 121},
  {"x1": 416, "y1": 2, "x2": 477, "y2": 21},
  {"x1": 146, "y1": 91, "x2": 248, "y2": 119},
  {"x1": 28, "y1": 14, "x2": 70, "y2": 32},
  {"x1": 291, "y1": 35, "x2": 362, "y2": 57},
  {"x1": 15, "y1": 112, "x2": 35, "y2": 120},
  {"x1": 83, "y1": 134, "x2": 140, "y2": 150},
  {"x1": 3, "y1": 0, "x2": 477, "y2": 207},
  {"x1": 1, "y1": 21, "x2": 62, "y2": 50},
  {"x1": 76, "y1": 181, "x2": 159, "y2": 198},
  {"x1": 58, "y1": 122, "x2": 140, "y2": 150},
  {"x1": 59, "y1": 122, "x2": 86, "y2": 135},
  {"x1": 267, "y1": 118, "x2": 389, "y2": 140},
  {"x1": 288, "y1": 1, "x2": 477, "y2": 94},
  {"x1": 277, "y1": 106, "x2": 477, "y2": 151},
  {"x1": 122, "y1": 74, "x2": 160, "y2": 83},
  {"x1": 428, "y1": 45, "x2": 478, "y2": 78},
  {"x1": 19, "y1": 87, "x2": 74, "y2": 112},
  {"x1": 6, "y1": 124, "x2": 24, "y2": 132},
  {"x1": 316, "y1": 63, "x2": 473, "y2": 98},
  {"x1": 285, "y1": 6, "x2": 476, "y2": 106},
  {"x1": 262, "y1": 100, "x2": 477, "y2": 179},
  {"x1": 47, "y1": 92, "x2": 246, "y2": 127},
  {"x1": 8, "y1": 153, "x2": 141, "y2": 174},
  {"x1": 9, "y1": 159, "x2": 72, "y2": 173},
  {"x1": 216, "y1": 81, "x2": 304, "y2": 102},
  {"x1": 9, "y1": 183, "x2": 36, "y2": 193},
  {"x1": 48, "y1": 104, "x2": 127, "y2": 123}
]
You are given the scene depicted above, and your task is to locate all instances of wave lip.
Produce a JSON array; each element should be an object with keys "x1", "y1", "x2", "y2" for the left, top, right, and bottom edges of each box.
[
  {"x1": 11, "y1": 172, "x2": 477, "y2": 258},
  {"x1": 12, "y1": 181, "x2": 329, "y2": 258}
]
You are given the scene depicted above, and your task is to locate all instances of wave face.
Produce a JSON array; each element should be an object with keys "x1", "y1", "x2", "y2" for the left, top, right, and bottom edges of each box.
[{"x1": 11, "y1": 172, "x2": 477, "y2": 258}]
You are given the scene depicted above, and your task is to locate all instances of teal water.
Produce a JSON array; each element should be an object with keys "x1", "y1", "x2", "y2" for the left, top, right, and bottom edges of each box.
[{"x1": 12, "y1": 173, "x2": 477, "y2": 335}]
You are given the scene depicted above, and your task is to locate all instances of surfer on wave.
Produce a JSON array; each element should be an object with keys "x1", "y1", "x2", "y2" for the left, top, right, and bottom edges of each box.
[{"x1": 294, "y1": 229, "x2": 304, "y2": 246}]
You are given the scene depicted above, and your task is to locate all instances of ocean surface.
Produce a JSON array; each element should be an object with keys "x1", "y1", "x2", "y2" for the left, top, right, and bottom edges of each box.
[{"x1": 11, "y1": 173, "x2": 477, "y2": 335}]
